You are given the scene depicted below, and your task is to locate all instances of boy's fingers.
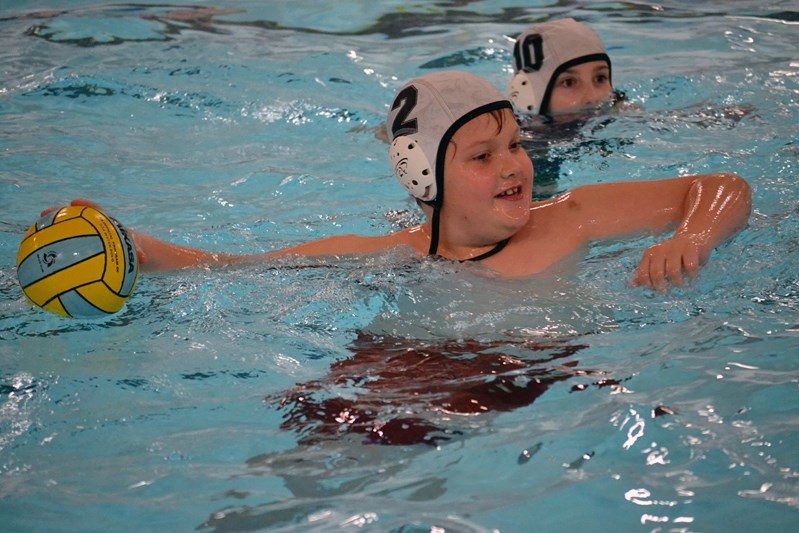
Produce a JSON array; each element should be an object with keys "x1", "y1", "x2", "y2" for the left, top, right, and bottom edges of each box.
[
  {"x1": 666, "y1": 255, "x2": 685, "y2": 287},
  {"x1": 40, "y1": 199, "x2": 105, "y2": 218}
]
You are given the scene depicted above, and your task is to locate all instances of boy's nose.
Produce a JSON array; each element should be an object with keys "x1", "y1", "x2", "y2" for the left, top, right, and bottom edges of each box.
[
  {"x1": 500, "y1": 151, "x2": 527, "y2": 179},
  {"x1": 583, "y1": 84, "x2": 609, "y2": 106}
]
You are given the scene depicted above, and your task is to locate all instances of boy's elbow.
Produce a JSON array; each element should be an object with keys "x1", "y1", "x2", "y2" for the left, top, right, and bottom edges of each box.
[
  {"x1": 708, "y1": 172, "x2": 752, "y2": 209},
  {"x1": 706, "y1": 172, "x2": 748, "y2": 187},
  {"x1": 715, "y1": 172, "x2": 753, "y2": 225},
  {"x1": 727, "y1": 173, "x2": 752, "y2": 211},
  {"x1": 721, "y1": 172, "x2": 749, "y2": 190}
]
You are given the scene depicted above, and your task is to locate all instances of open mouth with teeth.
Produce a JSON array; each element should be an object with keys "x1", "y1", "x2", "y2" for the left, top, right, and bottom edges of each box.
[{"x1": 496, "y1": 186, "x2": 522, "y2": 198}]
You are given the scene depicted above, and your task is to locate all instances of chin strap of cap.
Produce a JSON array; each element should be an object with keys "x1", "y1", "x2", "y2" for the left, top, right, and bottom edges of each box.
[{"x1": 462, "y1": 238, "x2": 510, "y2": 262}]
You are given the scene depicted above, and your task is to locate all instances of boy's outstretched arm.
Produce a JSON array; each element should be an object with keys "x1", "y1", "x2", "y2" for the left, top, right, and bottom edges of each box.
[{"x1": 50, "y1": 199, "x2": 417, "y2": 272}]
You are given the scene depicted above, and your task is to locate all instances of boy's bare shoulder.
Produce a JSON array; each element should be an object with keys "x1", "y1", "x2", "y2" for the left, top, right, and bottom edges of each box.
[{"x1": 526, "y1": 190, "x2": 598, "y2": 242}]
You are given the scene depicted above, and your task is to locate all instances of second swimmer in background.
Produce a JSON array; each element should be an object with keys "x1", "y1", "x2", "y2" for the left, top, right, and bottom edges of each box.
[{"x1": 508, "y1": 18, "x2": 628, "y2": 198}]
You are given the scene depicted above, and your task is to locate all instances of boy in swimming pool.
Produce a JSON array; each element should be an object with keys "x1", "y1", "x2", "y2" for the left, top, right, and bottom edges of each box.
[
  {"x1": 508, "y1": 17, "x2": 620, "y2": 118},
  {"x1": 57, "y1": 70, "x2": 751, "y2": 292},
  {"x1": 507, "y1": 18, "x2": 627, "y2": 198}
]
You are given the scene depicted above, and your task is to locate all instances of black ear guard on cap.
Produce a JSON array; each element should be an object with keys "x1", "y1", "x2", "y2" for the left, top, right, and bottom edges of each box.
[{"x1": 507, "y1": 71, "x2": 540, "y2": 114}]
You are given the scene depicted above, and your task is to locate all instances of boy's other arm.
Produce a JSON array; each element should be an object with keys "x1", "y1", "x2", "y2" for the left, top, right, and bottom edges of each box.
[{"x1": 571, "y1": 173, "x2": 752, "y2": 290}]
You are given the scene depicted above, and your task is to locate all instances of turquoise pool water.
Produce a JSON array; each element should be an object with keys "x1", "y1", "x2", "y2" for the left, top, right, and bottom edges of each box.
[{"x1": 1, "y1": 1, "x2": 798, "y2": 531}]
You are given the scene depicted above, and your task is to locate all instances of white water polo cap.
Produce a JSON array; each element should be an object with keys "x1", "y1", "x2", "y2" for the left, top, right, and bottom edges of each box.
[
  {"x1": 508, "y1": 18, "x2": 610, "y2": 115},
  {"x1": 387, "y1": 71, "x2": 512, "y2": 204}
]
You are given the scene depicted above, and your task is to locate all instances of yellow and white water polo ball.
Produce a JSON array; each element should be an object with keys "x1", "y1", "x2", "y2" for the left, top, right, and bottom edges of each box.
[{"x1": 16, "y1": 205, "x2": 139, "y2": 318}]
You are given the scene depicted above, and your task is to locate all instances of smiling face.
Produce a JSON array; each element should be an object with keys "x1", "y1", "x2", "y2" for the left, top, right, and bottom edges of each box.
[
  {"x1": 437, "y1": 108, "x2": 533, "y2": 250},
  {"x1": 547, "y1": 60, "x2": 612, "y2": 114}
]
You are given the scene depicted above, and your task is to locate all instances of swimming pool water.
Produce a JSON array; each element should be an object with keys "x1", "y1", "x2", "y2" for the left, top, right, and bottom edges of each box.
[{"x1": 1, "y1": 1, "x2": 798, "y2": 531}]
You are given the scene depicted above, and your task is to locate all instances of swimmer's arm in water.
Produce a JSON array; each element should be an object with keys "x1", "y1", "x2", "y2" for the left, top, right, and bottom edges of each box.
[
  {"x1": 133, "y1": 228, "x2": 422, "y2": 272},
  {"x1": 51, "y1": 199, "x2": 422, "y2": 272},
  {"x1": 569, "y1": 173, "x2": 751, "y2": 291}
]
